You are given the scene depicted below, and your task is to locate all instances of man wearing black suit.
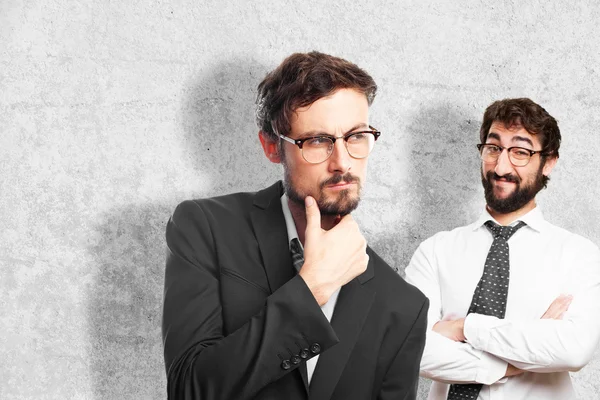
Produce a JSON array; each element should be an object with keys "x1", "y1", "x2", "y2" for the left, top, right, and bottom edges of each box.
[{"x1": 162, "y1": 51, "x2": 428, "y2": 400}]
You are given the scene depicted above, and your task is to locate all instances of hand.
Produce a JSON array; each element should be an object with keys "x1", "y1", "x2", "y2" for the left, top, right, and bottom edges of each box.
[
  {"x1": 299, "y1": 196, "x2": 369, "y2": 306},
  {"x1": 541, "y1": 294, "x2": 573, "y2": 320},
  {"x1": 432, "y1": 318, "x2": 466, "y2": 342},
  {"x1": 505, "y1": 363, "x2": 525, "y2": 377}
]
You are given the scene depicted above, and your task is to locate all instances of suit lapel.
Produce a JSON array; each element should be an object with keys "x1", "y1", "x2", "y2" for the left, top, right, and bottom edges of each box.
[
  {"x1": 250, "y1": 181, "x2": 296, "y2": 293},
  {"x1": 308, "y1": 259, "x2": 376, "y2": 400}
]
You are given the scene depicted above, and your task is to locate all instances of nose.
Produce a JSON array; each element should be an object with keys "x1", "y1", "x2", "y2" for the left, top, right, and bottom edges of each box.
[
  {"x1": 327, "y1": 138, "x2": 352, "y2": 174},
  {"x1": 494, "y1": 148, "x2": 514, "y2": 176}
]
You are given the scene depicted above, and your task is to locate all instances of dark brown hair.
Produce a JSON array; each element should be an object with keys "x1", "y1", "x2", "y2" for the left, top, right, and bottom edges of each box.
[
  {"x1": 480, "y1": 98, "x2": 561, "y2": 158},
  {"x1": 256, "y1": 51, "x2": 377, "y2": 141}
]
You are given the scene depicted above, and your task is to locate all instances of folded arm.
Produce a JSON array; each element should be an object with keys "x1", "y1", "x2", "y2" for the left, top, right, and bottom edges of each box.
[
  {"x1": 434, "y1": 240, "x2": 600, "y2": 373},
  {"x1": 464, "y1": 240, "x2": 600, "y2": 373}
]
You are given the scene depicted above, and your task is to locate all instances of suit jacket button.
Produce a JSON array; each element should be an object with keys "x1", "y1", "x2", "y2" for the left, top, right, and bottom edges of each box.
[
  {"x1": 299, "y1": 348, "x2": 309, "y2": 359},
  {"x1": 281, "y1": 359, "x2": 291, "y2": 370},
  {"x1": 291, "y1": 355, "x2": 301, "y2": 365},
  {"x1": 310, "y1": 343, "x2": 321, "y2": 354}
]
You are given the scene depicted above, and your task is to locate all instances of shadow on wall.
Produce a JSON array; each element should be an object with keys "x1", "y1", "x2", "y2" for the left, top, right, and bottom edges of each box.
[
  {"x1": 87, "y1": 59, "x2": 277, "y2": 399},
  {"x1": 180, "y1": 59, "x2": 278, "y2": 195},
  {"x1": 401, "y1": 103, "x2": 481, "y2": 400},
  {"x1": 406, "y1": 103, "x2": 482, "y2": 242},
  {"x1": 368, "y1": 103, "x2": 482, "y2": 282}
]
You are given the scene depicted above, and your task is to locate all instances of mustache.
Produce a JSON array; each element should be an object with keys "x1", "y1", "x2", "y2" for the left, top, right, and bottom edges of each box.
[
  {"x1": 320, "y1": 173, "x2": 360, "y2": 189},
  {"x1": 487, "y1": 171, "x2": 520, "y2": 184}
]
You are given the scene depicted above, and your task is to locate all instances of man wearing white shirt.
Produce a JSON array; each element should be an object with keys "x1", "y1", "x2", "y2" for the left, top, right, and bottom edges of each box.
[{"x1": 405, "y1": 97, "x2": 600, "y2": 400}]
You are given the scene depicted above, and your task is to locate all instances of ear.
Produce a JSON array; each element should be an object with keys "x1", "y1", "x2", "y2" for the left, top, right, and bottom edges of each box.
[
  {"x1": 258, "y1": 131, "x2": 281, "y2": 164},
  {"x1": 542, "y1": 155, "x2": 558, "y2": 176}
]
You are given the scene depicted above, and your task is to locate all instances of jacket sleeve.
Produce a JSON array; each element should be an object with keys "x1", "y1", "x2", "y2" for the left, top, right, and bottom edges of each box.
[
  {"x1": 162, "y1": 200, "x2": 339, "y2": 399},
  {"x1": 377, "y1": 297, "x2": 429, "y2": 400},
  {"x1": 404, "y1": 238, "x2": 508, "y2": 385}
]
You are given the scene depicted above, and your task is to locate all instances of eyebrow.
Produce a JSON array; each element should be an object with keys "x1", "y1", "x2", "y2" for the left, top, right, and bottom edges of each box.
[
  {"x1": 487, "y1": 132, "x2": 534, "y2": 147},
  {"x1": 296, "y1": 123, "x2": 369, "y2": 138}
]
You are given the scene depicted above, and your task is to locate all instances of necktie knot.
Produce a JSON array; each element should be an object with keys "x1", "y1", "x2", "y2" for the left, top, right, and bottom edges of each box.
[{"x1": 484, "y1": 220, "x2": 526, "y2": 240}]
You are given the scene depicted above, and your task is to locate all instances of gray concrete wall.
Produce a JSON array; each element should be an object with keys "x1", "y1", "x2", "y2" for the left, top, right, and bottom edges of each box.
[{"x1": 2, "y1": 1, "x2": 600, "y2": 398}]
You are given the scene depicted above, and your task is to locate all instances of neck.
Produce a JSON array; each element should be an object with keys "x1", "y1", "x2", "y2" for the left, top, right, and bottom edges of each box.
[
  {"x1": 487, "y1": 199, "x2": 536, "y2": 226},
  {"x1": 287, "y1": 198, "x2": 340, "y2": 245}
]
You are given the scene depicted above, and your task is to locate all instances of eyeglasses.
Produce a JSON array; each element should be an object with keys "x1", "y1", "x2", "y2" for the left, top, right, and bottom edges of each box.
[
  {"x1": 477, "y1": 143, "x2": 548, "y2": 167},
  {"x1": 278, "y1": 126, "x2": 381, "y2": 164}
]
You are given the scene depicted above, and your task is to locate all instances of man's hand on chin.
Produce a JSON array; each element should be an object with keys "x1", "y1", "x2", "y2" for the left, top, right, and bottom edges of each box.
[{"x1": 433, "y1": 318, "x2": 466, "y2": 342}]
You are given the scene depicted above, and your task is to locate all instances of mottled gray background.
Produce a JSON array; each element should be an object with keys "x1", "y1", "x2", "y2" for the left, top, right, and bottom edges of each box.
[{"x1": 2, "y1": 1, "x2": 600, "y2": 399}]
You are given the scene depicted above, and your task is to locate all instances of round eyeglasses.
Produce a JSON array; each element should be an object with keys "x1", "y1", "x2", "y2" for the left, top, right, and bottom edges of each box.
[
  {"x1": 477, "y1": 143, "x2": 548, "y2": 167},
  {"x1": 279, "y1": 126, "x2": 381, "y2": 164}
]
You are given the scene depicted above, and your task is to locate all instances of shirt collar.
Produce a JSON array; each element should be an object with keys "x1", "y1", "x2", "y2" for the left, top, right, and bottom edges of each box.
[
  {"x1": 280, "y1": 193, "x2": 301, "y2": 248},
  {"x1": 472, "y1": 206, "x2": 547, "y2": 233}
]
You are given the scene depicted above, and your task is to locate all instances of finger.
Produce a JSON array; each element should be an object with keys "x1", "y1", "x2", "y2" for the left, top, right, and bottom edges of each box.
[
  {"x1": 542, "y1": 298, "x2": 564, "y2": 319},
  {"x1": 543, "y1": 296, "x2": 572, "y2": 319},
  {"x1": 304, "y1": 196, "x2": 321, "y2": 233}
]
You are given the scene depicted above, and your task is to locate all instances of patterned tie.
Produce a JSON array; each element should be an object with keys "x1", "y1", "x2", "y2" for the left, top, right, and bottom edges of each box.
[
  {"x1": 290, "y1": 238, "x2": 304, "y2": 272},
  {"x1": 447, "y1": 220, "x2": 526, "y2": 400}
]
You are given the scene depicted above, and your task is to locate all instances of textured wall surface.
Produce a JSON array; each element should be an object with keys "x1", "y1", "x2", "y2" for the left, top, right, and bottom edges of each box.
[{"x1": 2, "y1": 1, "x2": 600, "y2": 399}]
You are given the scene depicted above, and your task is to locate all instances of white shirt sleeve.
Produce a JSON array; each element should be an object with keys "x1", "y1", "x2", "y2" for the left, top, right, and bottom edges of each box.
[
  {"x1": 464, "y1": 237, "x2": 600, "y2": 373},
  {"x1": 405, "y1": 236, "x2": 508, "y2": 384}
]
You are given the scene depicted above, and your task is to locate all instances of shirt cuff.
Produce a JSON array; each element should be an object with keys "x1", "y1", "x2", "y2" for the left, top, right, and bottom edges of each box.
[
  {"x1": 464, "y1": 314, "x2": 510, "y2": 384},
  {"x1": 464, "y1": 313, "x2": 503, "y2": 352},
  {"x1": 474, "y1": 348, "x2": 508, "y2": 385}
]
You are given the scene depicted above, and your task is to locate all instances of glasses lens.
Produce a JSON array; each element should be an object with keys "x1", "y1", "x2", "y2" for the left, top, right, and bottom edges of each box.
[
  {"x1": 508, "y1": 148, "x2": 531, "y2": 166},
  {"x1": 480, "y1": 144, "x2": 501, "y2": 163},
  {"x1": 346, "y1": 132, "x2": 375, "y2": 158},
  {"x1": 302, "y1": 137, "x2": 334, "y2": 163}
]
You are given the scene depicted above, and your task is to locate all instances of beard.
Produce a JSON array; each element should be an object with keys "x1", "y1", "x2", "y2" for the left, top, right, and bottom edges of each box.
[
  {"x1": 481, "y1": 165, "x2": 545, "y2": 214},
  {"x1": 283, "y1": 168, "x2": 362, "y2": 216}
]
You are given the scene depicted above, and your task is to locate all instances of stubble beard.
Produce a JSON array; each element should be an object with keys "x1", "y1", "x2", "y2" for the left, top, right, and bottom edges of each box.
[{"x1": 283, "y1": 164, "x2": 362, "y2": 216}]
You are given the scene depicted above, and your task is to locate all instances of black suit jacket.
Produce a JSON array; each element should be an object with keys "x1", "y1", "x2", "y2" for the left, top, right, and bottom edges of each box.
[{"x1": 162, "y1": 181, "x2": 428, "y2": 400}]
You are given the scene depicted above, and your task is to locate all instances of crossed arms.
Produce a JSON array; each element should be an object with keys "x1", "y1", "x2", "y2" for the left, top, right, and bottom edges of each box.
[{"x1": 404, "y1": 235, "x2": 600, "y2": 385}]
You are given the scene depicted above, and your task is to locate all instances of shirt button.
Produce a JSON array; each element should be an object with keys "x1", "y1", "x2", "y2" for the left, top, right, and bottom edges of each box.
[
  {"x1": 299, "y1": 348, "x2": 309, "y2": 359},
  {"x1": 281, "y1": 360, "x2": 291, "y2": 370},
  {"x1": 291, "y1": 355, "x2": 301, "y2": 365},
  {"x1": 310, "y1": 343, "x2": 321, "y2": 354}
]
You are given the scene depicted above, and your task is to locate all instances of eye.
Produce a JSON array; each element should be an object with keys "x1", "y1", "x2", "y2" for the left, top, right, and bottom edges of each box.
[
  {"x1": 347, "y1": 132, "x2": 368, "y2": 143},
  {"x1": 305, "y1": 137, "x2": 332, "y2": 147},
  {"x1": 511, "y1": 148, "x2": 531, "y2": 158},
  {"x1": 486, "y1": 145, "x2": 501, "y2": 154}
]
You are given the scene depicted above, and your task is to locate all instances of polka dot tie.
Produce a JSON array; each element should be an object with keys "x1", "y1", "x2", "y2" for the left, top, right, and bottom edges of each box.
[{"x1": 446, "y1": 220, "x2": 526, "y2": 400}]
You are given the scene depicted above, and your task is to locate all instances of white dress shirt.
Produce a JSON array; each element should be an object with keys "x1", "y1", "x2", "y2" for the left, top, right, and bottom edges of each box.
[
  {"x1": 281, "y1": 194, "x2": 340, "y2": 385},
  {"x1": 405, "y1": 207, "x2": 600, "y2": 400}
]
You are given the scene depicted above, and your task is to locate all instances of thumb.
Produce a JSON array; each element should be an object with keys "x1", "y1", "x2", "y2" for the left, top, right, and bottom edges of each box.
[{"x1": 304, "y1": 196, "x2": 321, "y2": 235}]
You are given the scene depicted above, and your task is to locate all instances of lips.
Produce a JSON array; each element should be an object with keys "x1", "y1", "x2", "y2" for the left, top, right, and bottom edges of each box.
[
  {"x1": 493, "y1": 178, "x2": 516, "y2": 185},
  {"x1": 320, "y1": 173, "x2": 360, "y2": 190},
  {"x1": 326, "y1": 181, "x2": 355, "y2": 189},
  {"x1": 491, "y1": 172, "x2": 519, "y2": 184}
]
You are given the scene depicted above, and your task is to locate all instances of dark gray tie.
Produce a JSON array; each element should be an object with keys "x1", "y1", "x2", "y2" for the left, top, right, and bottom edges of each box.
[
  {"x1": 290, "y1": 238, "x2": 304, "y2": 272},
  {"x1": 447, "y1": 220, "x2": 526, "y2": 400}
]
